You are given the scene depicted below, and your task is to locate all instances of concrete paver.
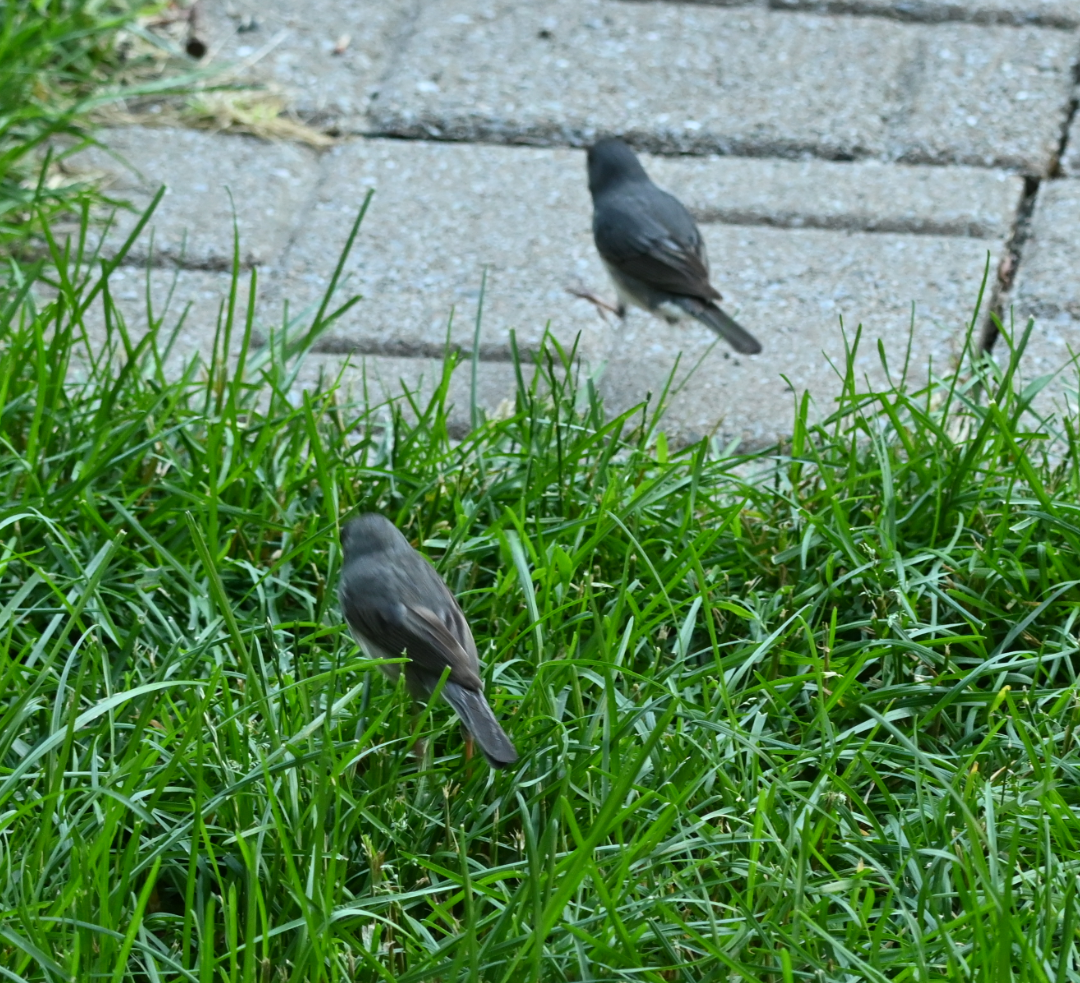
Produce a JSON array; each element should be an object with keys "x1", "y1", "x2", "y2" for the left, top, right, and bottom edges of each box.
[
  {"x1": 70, "y1": 268, "x2": 258, "y2": 378},
  {"x1": 374, "y1": 2, "x2": 907, "y2": 159},
  {"x1": 770, "y1": 0, "x2": 1080, "y2": 28},
  {"x1": 273, "y1": 139, "x2": 1020, "y2": 366},
  {"x1": 887, "y1": 22, "x2": 1075, "y2": 171},
  {"x1": 1009, "y1": 180, "x2": 1080, "y2": 418},
  {"x1": 275, "y1": 140, "x2": 612, "y2": 362},
  {"x1": 69, "y1": 267, "x2": 518, "y2": 433},
  {"x1": 199, "y1": 0, "x2": 413, "y2": 124},
  {"x1": 645, "y1": 156, "x2": 1023, "y2": 238},
  {"x1": 56, "y1": 0, "x2": 1080, "y2": 449},
  {"x1": 1003, "y1": 310, "x2": 1080, "y2": 424},
  {"x1": 1012, "y1": 181, "x2": 1080, "y2": 320},
  {"x1": 372, "y1": 0, "x2": 1074, "y2": 173},
  {"x1": 61, "y1": 127, "x2": 319, "y2": 268},
  {"x1": 600, "y1": 225, "x2": 1004, "y2": 447},
  {"x1": 292, "y1": 355, "x2": 524, "y2": 435}
]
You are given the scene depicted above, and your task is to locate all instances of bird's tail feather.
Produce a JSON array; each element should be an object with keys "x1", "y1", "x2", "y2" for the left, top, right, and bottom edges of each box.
[
  {"x1": 675, "y1": 297, "x2": 762, "y2": 355},
  {"x1": 443, "y1": 682, "x2": 518, "y2": 768}
]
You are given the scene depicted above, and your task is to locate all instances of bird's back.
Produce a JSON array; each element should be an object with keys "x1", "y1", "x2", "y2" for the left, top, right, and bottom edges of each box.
[
  {"x1": 339, "y1": 542, "x2": 482, "y2": 682},
  {"x1": 592, "y1": 179, "x2": 715, "y2": 302}
]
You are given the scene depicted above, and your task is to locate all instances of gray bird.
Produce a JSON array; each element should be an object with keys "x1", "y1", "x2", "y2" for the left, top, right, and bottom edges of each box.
[
  {"x1": 338, "y1": 513, "x2": 517, "y2": 769},
  {"x1": 586, "y1": 137, "x2": 762, "y2": 355}
]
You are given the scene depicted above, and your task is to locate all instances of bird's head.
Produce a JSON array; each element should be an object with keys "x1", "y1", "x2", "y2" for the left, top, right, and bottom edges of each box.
[
  {"x1": 587, "y1": 137, "x2": 649, "y2": 196},
  {"x1": 340, "y1": 513, "x2": 409, "y2": 559}
]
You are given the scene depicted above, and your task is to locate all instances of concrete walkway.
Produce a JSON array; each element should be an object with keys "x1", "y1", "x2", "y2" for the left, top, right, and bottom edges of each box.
[{"x1": 67, "y1": 0, "x2": 1080, "y2": 445}]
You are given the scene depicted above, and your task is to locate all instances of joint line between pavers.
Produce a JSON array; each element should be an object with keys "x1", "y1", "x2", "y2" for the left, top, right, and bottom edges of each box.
[
  {"x1": 1050, "y1": 55, "x2": 1080, "y2": 176},
  {"x1": 362, "y1": 121, "x2": 1053, "y2": 175},
  {"x1": 761, "y1": 0, "x2": 1080, "y2": 30},
  {"x1": 991, "y1": 42, "x2": 1080, "y2": 345},
  {"x1": 983, "y1": 175, "x2": 1042, "y2": 351},
  {"x1": 689, "y1": 209, "x2": 1005, "y2": 241},
  {"x1": 311, "y1": 337, "x2": 530, "y2": 365}
]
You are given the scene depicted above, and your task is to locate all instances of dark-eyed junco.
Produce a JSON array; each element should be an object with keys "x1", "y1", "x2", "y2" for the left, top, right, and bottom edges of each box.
[
  {"x1": 586, "y1": 138, "x2": 762, "y2": 356},
  {"x1": 338, "y1": 513, "x2": 517, "y2": 769}
]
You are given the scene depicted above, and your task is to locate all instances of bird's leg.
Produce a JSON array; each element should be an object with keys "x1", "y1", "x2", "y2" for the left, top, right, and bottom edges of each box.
[
  {"x1": 566, "y1": 283, "x2": 624, "y2": 322},
  {"x1": 463, "y1": 730, "x2": 475, "y2": 780},
  {"x1": 408, "y1": 705, "x2": 428, "y2": 765}
]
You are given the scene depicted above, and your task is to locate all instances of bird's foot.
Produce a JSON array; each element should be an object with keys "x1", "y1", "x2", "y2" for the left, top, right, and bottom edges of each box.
[
  {"x1": 566, "y1": 283, "x2": 623, "y2": 324},
  {"x1": 409, "y1": 735, "x2": 428, "y2": 764}
]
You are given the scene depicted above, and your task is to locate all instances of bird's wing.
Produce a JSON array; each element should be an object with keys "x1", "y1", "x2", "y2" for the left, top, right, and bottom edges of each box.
[
  {"x1": 341, "y1": 570, "x2": 484, "y2": 692},
  {"x1": 593, "y1": 187, "x2": 720, "y2": 301}
]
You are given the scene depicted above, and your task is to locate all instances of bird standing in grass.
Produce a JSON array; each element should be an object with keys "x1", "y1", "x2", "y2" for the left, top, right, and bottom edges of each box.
[
  {"x1": 584, "y1": 137, "x2": 762, "y2": 356},
  {"x1": 338, "y1": 513, "x2": 518, "y2": 769}
]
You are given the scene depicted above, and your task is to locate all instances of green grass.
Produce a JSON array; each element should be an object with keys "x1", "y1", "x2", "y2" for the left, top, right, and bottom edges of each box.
[
  {"x1": 0, "y1": 0, "x2": 201, "y2": 257},
  {"x1": 3, "y1": 215, "x2": 1080, "y2": 982},
  {"x1": 1, "y1": 0, "x2": 125, "y2": 252}
]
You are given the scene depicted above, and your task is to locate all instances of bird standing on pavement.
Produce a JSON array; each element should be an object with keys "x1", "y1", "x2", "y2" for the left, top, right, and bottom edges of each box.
[
  {"x1": 338, "y1": 513, "x2": 518, "y2": 769},
  {"x1": 585, "y1": 137, "x2": 762, "y2": 355}
]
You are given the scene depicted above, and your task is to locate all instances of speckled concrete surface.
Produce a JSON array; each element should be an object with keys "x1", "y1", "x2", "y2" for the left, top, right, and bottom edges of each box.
[
  {"x1": 1007, "y1": 182, "x2": 1080, "y2": 417},
  {"x1": 60, "y1": 127, "x2": 318, "y2": 268},
  {"x1": 885, "y1": 23, "x2": 1074, "y2": 172},
  {"x1": 1012, "y1": 182, "x2": 1080, "y2": 320},
  {"x1": 55, "y1": 0, "x2": 1080, "y2": 446},
  {"x1": 643, "y1": 156, "x2": 1024, "y2": 237},
  {"x1": 374, "y1": 3, "x2": 911, "y2": 158},
  {"x1": 1002, "y1": 311, "x2": 1080, "y2": 421},
  {"x1": 270, "y1": 140, "x2": 611, "y2": 362},
  {"x1": 66, "y1": 129, "x2": 1024, "y2": 271},
  {"x1": 372, "y1": 0, "x2": 1074, "y2": 173},
  {"x1": 69, "y1": 268, "x2": 260, "y2": 378},
  {"x1": 69, "y1": 266, "x2": 521, "y2": 433},
  {"x1": 769, "y1": 0, "x2": 1080, "y2": 27},
  {"x1": 291, "y1": 354, "x2": 525, "y2": 435},
  {"x1": 265, "y1": 138, "x2": 1025, "y2": 366},
  {"x1": 599, "y1": 225, "x2": 1004, "y2": 446},
  {"x1": 199, "y1": 0, "x2": 413, "y2": 124}
]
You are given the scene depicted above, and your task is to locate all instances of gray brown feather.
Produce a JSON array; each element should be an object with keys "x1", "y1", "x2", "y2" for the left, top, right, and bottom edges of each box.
[
  {"x1": 670, "y1": 297, "x2": 763, "y2": 356},
  {"x1": 587, "y1": 138, "x2": 762, "y2": 356},
  {"x1": 338, "y1": 514, "x2": 518, "y2": 768}
]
